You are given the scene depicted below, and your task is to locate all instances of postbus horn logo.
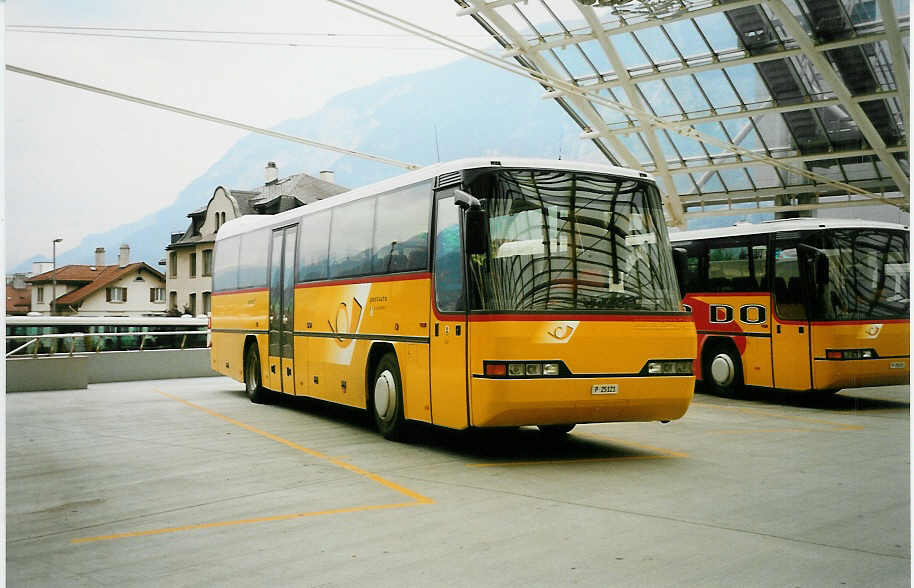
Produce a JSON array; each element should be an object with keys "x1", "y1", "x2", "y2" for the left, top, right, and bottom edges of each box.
[
  {"x1": 547, "y1": 324, "x2": 575, "y2": 341},
  {"x1": 328, "y1": 298, "x2": 363, "y2": 347}
]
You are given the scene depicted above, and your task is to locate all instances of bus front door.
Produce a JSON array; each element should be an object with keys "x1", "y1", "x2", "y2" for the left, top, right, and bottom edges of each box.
[
  {"x1": 771, "y1": 239, "x2": 812, "y2": 391},
  {"x1": 429, "y1": 194, "x2": 469, "y2": 429},
  {"x1": 268, "y1": 225, "x2": 298, "y2": 393}
]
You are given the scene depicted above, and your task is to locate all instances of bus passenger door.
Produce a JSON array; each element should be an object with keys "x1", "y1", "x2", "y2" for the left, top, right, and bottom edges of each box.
[
  {"x1": 771, "y1": 238, "x2": 812, "y2": 391},
  {"x1": 268, "y1": 225, "x2": 298, "y2": 393},
  {"x1": 429, "y1": 194, "x2": 469, "y2": 429}
]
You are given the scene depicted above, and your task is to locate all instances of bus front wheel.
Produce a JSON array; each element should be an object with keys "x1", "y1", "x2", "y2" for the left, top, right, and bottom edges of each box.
[
  {"x1": 705, "y1": 344, "x2": 743, "y2": 396},
  {"x1": 244, "y1": 344, "x2": 270, "y2": 404},
  {"x1": 372, "y1": 353, "x2": 405, "y2": 440}
]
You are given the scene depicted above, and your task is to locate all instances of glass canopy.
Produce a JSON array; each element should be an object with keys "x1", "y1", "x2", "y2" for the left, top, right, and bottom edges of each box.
[{"x1": 454, "y1": 0, "x2": 909, "y2": 225}]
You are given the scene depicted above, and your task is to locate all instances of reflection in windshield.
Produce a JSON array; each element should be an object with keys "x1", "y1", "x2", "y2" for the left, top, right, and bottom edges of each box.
[
  {"x1": 466, "y1": 169, "x2": 680, "y2": 312},
  {"x1": 812, "y1": 229, "x2": 909, "y2": 321}
]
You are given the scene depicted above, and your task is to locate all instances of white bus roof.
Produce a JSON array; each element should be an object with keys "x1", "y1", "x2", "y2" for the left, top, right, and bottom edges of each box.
[
  {"x1": 215, "y1": 157, "x2": 655, "y2": 242},
  {"x1": 669, "y1": 217, "x2": 909, "y2": 242}
]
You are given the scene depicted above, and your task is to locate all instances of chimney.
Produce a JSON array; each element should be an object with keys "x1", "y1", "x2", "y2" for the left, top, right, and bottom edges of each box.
[
  {"x1": 118, "y1": 244, "x2": 130, "y2": 267},
  {"x1": 95, "y1": 247, "x2": 106, "y2": 267},
  {"x1": 265, "y1": 161, "x2": 278, "y2": 185},
  {"x1": 319, "y1": 170, "x2": 335, "y2": 184}
]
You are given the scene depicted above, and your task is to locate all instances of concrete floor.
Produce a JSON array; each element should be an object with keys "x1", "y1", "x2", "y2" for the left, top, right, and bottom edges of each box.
[{"x1": 6, "y1": 377, "x2": 910, "y2": 587}]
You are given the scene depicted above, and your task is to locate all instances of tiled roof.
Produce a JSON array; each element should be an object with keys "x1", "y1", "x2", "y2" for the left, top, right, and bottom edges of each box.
[
  {"x1": 27, "y1": 263, "x2": 164, "y2": 307},
  {"x1": 6, "y1": 285, "x2": 31, "y2": 314},
  {"x1": 169, "y1": 171, "x2": 348, "y2": 248}
]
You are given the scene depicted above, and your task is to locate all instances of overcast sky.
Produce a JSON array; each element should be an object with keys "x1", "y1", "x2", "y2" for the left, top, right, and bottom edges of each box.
[{"x1": 4, "y1": 0, "x2": 548, "y2": 268}]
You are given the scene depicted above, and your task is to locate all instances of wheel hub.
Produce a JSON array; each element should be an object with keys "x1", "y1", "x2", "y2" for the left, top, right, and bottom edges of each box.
[
  {"x1": 710, "y1": 353, "x2": 735, "y2": 387},
  {"x1": 374, "y1": 370, "x2": 396, "y2": 420}
]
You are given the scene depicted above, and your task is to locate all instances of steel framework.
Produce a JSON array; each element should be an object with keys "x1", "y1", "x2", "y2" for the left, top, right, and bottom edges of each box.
[{"x1": 453, "y1": 0, "x2": 910, "y2": 225}]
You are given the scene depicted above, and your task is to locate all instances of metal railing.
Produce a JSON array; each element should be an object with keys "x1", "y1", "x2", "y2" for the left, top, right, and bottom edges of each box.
[{"x1": 5, "y1": 316, "x2": 209, "y2": 358}]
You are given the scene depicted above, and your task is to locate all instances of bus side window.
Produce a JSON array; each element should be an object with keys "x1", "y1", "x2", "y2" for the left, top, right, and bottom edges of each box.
[
  {"x1": 774, "y1": 245, "x2": 806, "y2": 320},
  {"x1": 297, "y1": 210, "x2": 331, "y2": 281},
  {"x1": 238, "y1": 229, "x2": 271, "y2": 289},
  {"x1": 434, "y1": 196, "x2": 464, "y2": 312},
  {"x1": 373, "y1": 182, "x2": 432, "y2": 274},
  {"x1": 329, "y1": 198, "x2": 375, "y2": 278},
  {"x1": 213, "y1": 236, "x2": 241, "y2": 292}
]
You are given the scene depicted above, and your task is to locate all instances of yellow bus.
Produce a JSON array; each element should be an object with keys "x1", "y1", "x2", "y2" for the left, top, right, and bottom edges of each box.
[
  {"x1": 670, "y1": 218, "x2": 909, "y2": 395},
  {"x1": 211, "y1": 158, "x2": 695, "y2": 439}
]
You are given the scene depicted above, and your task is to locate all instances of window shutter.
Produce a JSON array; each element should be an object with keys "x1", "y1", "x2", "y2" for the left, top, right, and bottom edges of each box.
[
  {"x1": 106, "y1": 288, "x2": 111, "y2": 302},
  {"x1": 122, "y1": 288, "x2": 127, "y2": 303},
  {"x1": 150, "y1": 288, "x2": 154, "y2": 302}
]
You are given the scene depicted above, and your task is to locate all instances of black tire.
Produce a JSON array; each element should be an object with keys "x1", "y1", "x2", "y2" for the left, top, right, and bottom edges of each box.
[
  {"x1": 371, "y1": 353, "x2": 405, "y2": 440},
  {"x1": 704, "y1": 344, "x2": 743, "y2": 397},
  {"x1": 244, "y1": 344, "x2": 270, "y2": 404},
  {"x1": 538, "y1": 424, "x2": 575, "y2": 436}
]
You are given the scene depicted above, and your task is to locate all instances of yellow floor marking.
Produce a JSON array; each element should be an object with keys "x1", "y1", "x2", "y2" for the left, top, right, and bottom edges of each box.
[
  {"x1": 691, "y1": 401, "x2": 864, "y2": 431},
  {"x1": 709, "y1": 427, "x2": 820, "y2": 435},
  {"x1": 70, "y1": 391, "x2": 433, "y2": 544},
  {"x1": 156, "y1": 390, "x2": 433, "y2": 504},
  {"x1": 72, "y1": 502, "x2": 421, "y2": 544},
  {"x1": 467, "y1": 432, "x2": 687, "y2": 467}
]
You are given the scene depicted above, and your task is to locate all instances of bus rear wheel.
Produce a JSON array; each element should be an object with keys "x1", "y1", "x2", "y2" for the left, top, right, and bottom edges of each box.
[
  {"x1": 244, "y1": 344, "x2": 270, "y2": 404},
  {"x1": 705, "y1": 344, "x2": 743, "y2": 397},
  {"x1": 372, "y1": 353, "x2": 405, "y2": 440}
]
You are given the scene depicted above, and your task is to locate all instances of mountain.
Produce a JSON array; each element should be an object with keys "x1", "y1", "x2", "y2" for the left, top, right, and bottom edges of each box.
[{"x1": 12, "y1": 57, "x2": 595, "y2": 273}]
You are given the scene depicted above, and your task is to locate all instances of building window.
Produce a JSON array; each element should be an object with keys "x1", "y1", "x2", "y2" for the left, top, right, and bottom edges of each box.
[
  {"x1": 169, "y1": 291, "x2": 177, "y2": 311},
  {"x1": 188, "y1": 293, "x2": 197, "y2": 315},
  {"x1": 150, "y1": 287, "x2": 165, "y2": 303},
  {"x1": 202, "y1": 249, "x2": 213, "y2": 277},
  {"x1": 106, "y1": 287, "x2": 128, "y2": 303},
  {"x1": 203, "y1": 291, "x2": 211, "y2": 314},
  {"x1": 221, "y1": 212, "x2": 227, "y2": 225},
  {"x1": 37, "y1": 287, "x2": 44, "y2": 303},
  {"x1": 169, "y1": 252, "x2": 177, "y2": 278},
  {"x1": 190, "y1": 253, "x2": 197, "y2": 278},
  {"x1": 215, "y1": 213, "x2": 221, "y2": 232}
]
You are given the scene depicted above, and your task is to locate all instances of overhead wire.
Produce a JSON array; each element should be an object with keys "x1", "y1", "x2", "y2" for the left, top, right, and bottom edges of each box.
[{"x1": 5, "y1": 64, "x2": 421, "y2": 171}]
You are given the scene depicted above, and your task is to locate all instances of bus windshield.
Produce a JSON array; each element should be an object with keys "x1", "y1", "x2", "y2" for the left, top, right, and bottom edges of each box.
[
  {"x1": 466, "y1": 169, "x2": 680, "y2": 312},
  {"x1": 812, "y1": 228, "x2": 909, "y2": 321}
]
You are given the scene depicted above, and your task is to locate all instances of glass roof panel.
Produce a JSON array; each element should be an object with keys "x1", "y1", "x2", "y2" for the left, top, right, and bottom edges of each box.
[
  {"x1": 746, "y1": 166, "x2": 783, "y2": 190},
  {"x1": 696, "y1": 172, "x2": 726, "y2": 194},
  {"x1": 692, "y1": 70, "x2": 740, "y2": 111},
  {"x1": 661, "y1": 20, "x2": 709, "y2": 59},
  {"x1": 724, "y1": 63, "x2": 773, "y2": 106},
  {"x1": 718, "y1": 168, "x2": 755, "y2": 192},
  {"x1": 630, "y1": 28, "x2": 680, "y2": 64},
  {"x1": 554, "y1": 47, "x2": 600, "y2": 81},
  {"x1": 662, "y1": 75, "x2": 711, "y2": 116},
  {"x1": 608, "y1": 30, "x2": 652, "y2": 71},
  {"x1": 576, "y1": 39, "x2": 613, "y2": 76},
  {"x1": 637, "y1": 80, "x2": 681, "y2": 118},
  {"x1": 692, "y1": 12, "x2": 740, "y2": 54}
]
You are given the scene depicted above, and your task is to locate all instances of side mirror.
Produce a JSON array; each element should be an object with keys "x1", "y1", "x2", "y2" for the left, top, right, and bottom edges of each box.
[
  {"x1": 815, "y1": 253, "x2": 829, "y2": 285},
  {"x1": 465, "y1": 208, "x2": 489, "y2": 256},
  {"x1": 672, "y1": 247, "x2": 688, "y2": 300},
  {"x1": 454, "y1": 189, "x2": 489, "y2": 256}
]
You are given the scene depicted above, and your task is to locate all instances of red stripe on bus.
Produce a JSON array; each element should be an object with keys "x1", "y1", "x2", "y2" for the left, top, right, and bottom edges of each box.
[
  {"x1": 683, "y1": 291, "x2": 769, "y2": 297},
  {"x1": 295, "y1": 272, "x2": 432, "y2": 289},
  {"x1": 465, "y1": 312, "x2": 693, "y2": 323}
]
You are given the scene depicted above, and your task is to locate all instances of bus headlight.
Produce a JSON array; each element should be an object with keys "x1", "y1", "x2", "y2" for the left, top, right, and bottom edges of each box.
[
  {"x1": 644, "y1": 359, "x2": 693, "y2": 375},
  {"x1": 542, "y1": 362, "x2": 560, "y2": 376},
  {"x1": 826, "y1": 348, "x2": 877, "y2": 360}
]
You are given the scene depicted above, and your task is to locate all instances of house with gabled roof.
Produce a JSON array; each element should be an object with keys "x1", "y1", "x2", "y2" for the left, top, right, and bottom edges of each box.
[
  {"x1": 26, "y1": 245, "x2": 166, "y2": 316},
  {"x1": 165, "y1": 161, "x2": 347, "y2": 316}
]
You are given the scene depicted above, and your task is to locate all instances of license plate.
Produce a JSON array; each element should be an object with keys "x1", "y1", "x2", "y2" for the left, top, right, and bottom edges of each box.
[
  {"x1": 890, "y1": 361, "x2": 906, "y2": 369},
  {"x1": 591, "y1": 384, "x2": 618, "y2": 395}
]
